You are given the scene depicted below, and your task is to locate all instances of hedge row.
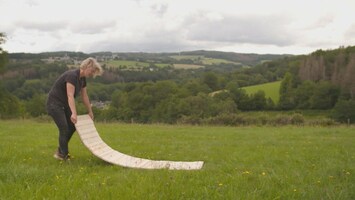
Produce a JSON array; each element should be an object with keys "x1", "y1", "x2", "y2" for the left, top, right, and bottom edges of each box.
[{"x1": 177, "y1": 113, "x2": 339, "y2": 126}]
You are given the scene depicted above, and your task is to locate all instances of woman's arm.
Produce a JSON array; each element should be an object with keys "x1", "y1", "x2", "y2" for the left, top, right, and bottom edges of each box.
[
  {"x1": 81, "y1": 87, "x2": 94, "y2": 120},
  {"x1": 66, "y1": 82, "x2": 77, "y2": 124}
]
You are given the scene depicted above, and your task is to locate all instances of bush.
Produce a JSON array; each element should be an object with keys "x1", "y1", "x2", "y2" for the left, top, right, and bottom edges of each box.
[
  {"x1": 257, "y1": 114, "x2": 269, "y2": 125},
  {"x1": 307, "y1": 118, "x2": 339, "y2": 126},
  {"x1": 290, "y1": 113, "x2": 305, "y2": 125},
  {"x1": 205, "y1": 114, "x2": 236, "y2": 126},
  {"x1": 272, "y1": 114, "x2": 292, "y2": 125},
  {"x1": 177, "y1": 115, "x2": 202, "y2": 125},
  {"x1": 331, "y1": 100, "x2": 355, "y2": 124}
]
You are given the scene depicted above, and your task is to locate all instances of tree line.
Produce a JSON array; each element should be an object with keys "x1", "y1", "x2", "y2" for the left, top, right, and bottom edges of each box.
[{"x1": 1, "y1": 33, "x2": 354, "y2": 124}]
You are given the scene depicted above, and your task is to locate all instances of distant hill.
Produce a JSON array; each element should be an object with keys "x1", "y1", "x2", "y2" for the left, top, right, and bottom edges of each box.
[
  {"x1": 7, "y1": 50, "x2": 293, "y2": 72},
  {"x1": 90, "y1": 50, "x2": 292, "y2": 67},
  {"x1": 180, "y1": 50, "x2": 292, "y2": 66}
]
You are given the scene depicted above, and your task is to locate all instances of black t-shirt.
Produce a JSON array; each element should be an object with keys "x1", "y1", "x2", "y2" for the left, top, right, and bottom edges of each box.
[{"x1": 47, "y1": 69, "x2": 87, "y2": 107}]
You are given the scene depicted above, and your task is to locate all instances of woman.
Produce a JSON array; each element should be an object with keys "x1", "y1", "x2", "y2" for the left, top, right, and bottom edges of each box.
[{"x1": 46, "y1": 57, "x2": 103, "y2": 161}]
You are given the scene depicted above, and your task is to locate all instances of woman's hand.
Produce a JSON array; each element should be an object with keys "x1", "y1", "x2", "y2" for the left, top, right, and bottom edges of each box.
[
  {"x1": 88, "y1": 111, "x2": 94, "y2": 120},
  {"x1": 71, "y1": 113, "x2": 77, "y2": 124}
]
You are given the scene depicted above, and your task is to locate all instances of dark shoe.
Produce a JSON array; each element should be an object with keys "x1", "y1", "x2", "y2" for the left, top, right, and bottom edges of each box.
[{"x1": 53, "y1": 150, "x2": 71, "y2": 161}]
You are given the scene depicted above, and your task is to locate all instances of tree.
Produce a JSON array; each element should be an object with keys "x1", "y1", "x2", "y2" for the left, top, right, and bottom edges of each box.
[
  {"x1": 226, "y1": 81, "x2": 250, "y2": 111},
  {"x1": 310, "y1": 81, "x2": 340, "y2": 109},
  {"x1": 202, "y1": 72, "x2": 219, "y2": 91},
  {"x1": 25, "y1": 93, "x2": 47, "y2": 117},
  {"x1": 278, "y1": 72, "x2": 295, "y2": 110},
  {"x1": 0, "y1": 32, "x2": 8, "y2": 73},
  {"x1": 180, "y1": 93, "x2": 213, "y2": 118},
  {"x1": 251, "y1": 90, "x2": 267, "y2": 110},
  {"x1": 294, "y1": 80, "x2": 315, "y2": 109},
  {"x1": 0, "y1": 33, "x2": 22, "y2": 118},
  {"x1": 0, "y1": 87, "x2": 23, "y2": 118},
  {"x1": 152, "y1": 96, "x2": 181, "y2": 123},
  {"x1": 331, "y1": 100, "x2": 355, "y2": 123},
  {"x1": 183, "y1": 79, "x2": 211, "y2": 96}
]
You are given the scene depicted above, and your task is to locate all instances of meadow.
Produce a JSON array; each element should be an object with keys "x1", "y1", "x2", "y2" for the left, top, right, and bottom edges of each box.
[
  {"x1": 104, "y1": 56, "x2": 241, "y2": 70},
  {"x1": 243, "y1": 81, "x2": 281, "y2": 103},
  {"x1": 104, "y1": 60, "x2": 150, "y2": 69},
  {"x1": 170, "y1": 55, "x2": 240, "y2": 65},
  {"x1": 0, "y1": 119, "x2": 354, "y2": 199}
]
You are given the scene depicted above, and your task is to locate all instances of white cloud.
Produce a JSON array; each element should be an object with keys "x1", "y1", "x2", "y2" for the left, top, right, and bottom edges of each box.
[
  {"x1": 184, "y1": 14, "x2": 295, "y2": 46},
  {"x1": 15, "y1": 20, "x2": 67, "y2": 32},
  {"x1": 1, "y1": 0, "x2": 354, "y2": 54},
  {"x1": 344, "y1": 24, "x2": 355, "y2": 41},
  {"x1": 69, "y1": 20, "x2": 117, "y2": 35}
]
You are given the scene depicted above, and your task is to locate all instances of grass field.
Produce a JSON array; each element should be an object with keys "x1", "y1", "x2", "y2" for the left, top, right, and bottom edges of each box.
[
  {"x1": 170, "y1": 55, "x2": 240, "y2": 65},
  {"x1": 105, "y1": 60, "x2": 204, "y2": 70},
  {"x1": 173, "y1": 64, "x2": 205, "y2": 69},
  {"x1": 104, "y1": 56, "x2": 241, "y2": 70},
  {"x1": 105, "y1": 60, "x2": 150, "y2": 68},
  {"x1": 0, "y1": 120, "x2": 354, "y2": 199},
  {"x1": 243, "y1": 81, "x2": 281, "y2": 103}
]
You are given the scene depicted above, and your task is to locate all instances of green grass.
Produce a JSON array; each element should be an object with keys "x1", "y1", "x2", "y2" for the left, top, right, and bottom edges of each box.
[
  {"x1": 173, "y1": 64, "x2": 205, "y2": 69},
  {"x1": 200, "y1": 58, "x2": 240, "y2": 65},
  {"x1": 0, "y1": 120, "x2": 354, "y2": 199},
  {"x1": 105, "y1": 60, "x2": 204, "y2": 69},
  {"x1": 241, "y1": 110, "x2": 332, "y2": 120},
  {"x1": 243, "y1": 81, "x2": 281, "y2": 103},
  {"x1": 105, "y1": 56, "x2": 240, "y2": 70},
  {"x1": 105, "y1": 60, "x2": 150, "y2": 68},
  {"x1": 155, "y1": 63, "x2": 172, "y2": 68},
  {"x1": 170, "y1": 55, "x2": 240, "y2": 65},
  {"x1": 170, "y1": 55, "x2": 202, "y2": 60}
]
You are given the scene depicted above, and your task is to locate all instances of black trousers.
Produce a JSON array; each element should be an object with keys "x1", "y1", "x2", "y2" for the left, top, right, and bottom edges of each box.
[{"x1": 46, "y1": 102, "x2": 76, "y2": 156}]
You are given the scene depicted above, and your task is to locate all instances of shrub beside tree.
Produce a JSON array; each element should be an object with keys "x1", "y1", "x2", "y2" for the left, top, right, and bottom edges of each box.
[{"x1": 331, "y1": 100, "x2": 355, "y2": 124}]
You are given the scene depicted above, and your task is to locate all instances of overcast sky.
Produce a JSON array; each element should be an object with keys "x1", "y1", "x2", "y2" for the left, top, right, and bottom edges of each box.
[{"x1": 1, "y1": 0, "x2": 354, "y2": 55}]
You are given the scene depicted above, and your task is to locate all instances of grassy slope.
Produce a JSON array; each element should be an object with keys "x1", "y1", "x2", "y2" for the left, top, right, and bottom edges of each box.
[
  {"x1": 105, "y1": 60, "x2": 150, "y2": 68},
  {"x1": 170, "y1": 55, "x2": 240, "y2": 65},
  {"x1": 105, "y1": 56, "x2": 239, "y2": 70},
  {"x1": 243, "y1": 81, "x2": 281, "y2": 103},
  {"x1": 0, "y1": 120, "x2": 354, "y2": 199}
]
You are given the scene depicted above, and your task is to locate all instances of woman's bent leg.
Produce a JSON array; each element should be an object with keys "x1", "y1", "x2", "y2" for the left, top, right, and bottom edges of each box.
[{"x1": 47, "y1": 104, "x2": 72, "y2": 157}]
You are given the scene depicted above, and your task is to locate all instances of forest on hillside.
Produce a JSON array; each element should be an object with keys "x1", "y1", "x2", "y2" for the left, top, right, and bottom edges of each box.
[{"x1": 0, "y1": 45, "x2": 354, "y2": 124}]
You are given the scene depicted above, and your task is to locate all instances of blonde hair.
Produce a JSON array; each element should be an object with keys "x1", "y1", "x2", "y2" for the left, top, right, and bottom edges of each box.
[{"x1": 80, "y1": 57, "x2": 103, "y2": 77}]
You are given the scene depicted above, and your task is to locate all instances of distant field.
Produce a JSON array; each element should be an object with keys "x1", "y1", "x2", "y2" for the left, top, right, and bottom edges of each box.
[
  {"x1": 173, "y1": 63, "x2": 205, "y2": 69},
  {"x1": 243, "y1": 81, "x2": 281, "y2": 103},
  {"x1": 155, "y1": 63, "x2": 172, "y2": 68},
  {"x1": 170, "y1": 55, "x2": 240, "y2": 65},
  {"x1": 104, "y1": 56, "x2": 242, "y2": 70},
  {"x1": 0, "y1": 120, "x2": 353, "y2": 199},
  {"x1": 105, "y1": 60, "x2": 149, "y2": 68},
  {"x1": 170, "y1": 55, "x2": 202, "y2": 60},
  {"x1": 105, "y1": 60, "x2": 203, "y2": 69},
  {"x1": 201, "y1": 58, "x2": 241, "y2": 65}
]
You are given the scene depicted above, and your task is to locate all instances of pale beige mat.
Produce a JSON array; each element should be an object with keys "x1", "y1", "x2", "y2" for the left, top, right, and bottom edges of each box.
[{"x1": 75, "y1": 115, "x2": 204, "y2": 170}]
